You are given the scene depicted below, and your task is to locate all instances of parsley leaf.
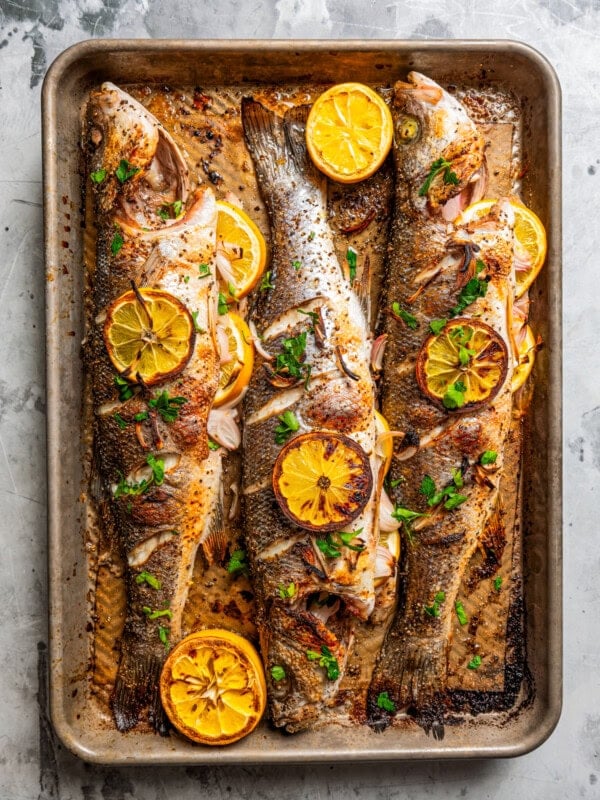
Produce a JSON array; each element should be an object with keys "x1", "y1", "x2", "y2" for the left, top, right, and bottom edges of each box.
[
  {"x1": 443, "y1": 381, "x2": 467, "y2": 409},
  {"x1": 198, "y1": 263, "x2": 211, "y2": 278},
  {"x1": 208, "y1": 439, "x2": 220, "y2": 451},
  {"x1": 158, "y1": 625, "x2": 170, "y2": 650},
  {"x1": 494, "y1": 576, "x2": 502, "y2": 591},
  {"x1": 133, "y1": 411, "x2": 148, "y2": 422},
  {"x1": 274, "y1": 410, "x2": 300, "y2": 445},
  {"x1": 420, "y1": 475, "x2": 436, "y2": 501},
  {"x1": 480, "y1": 450, "x2": 498, "y2": 465},
  {"x1": 227, "y1": 549, "x2": 248, "y2": 575},
  {"x1": 274, "y1": 332, "x2": 311, "y2": 388},
  {"x1": 467, "y1": 655, "x2": 482, "y2": 670},
  {"x1": 271, "y1": 665, "x2": 286, "y2": 681},
  {"x1": 260, "y1": 270, "x2": 274, "y2": 291},
  {"x1": 111, "y1": 227, "x2": 124, "y2": 256},
  {"x1": 148, "y1": 390, "x2": 187, "y2": 423},
  {"x1": 316, "y1": 529, "x2": 365, "y2": 559},
  {"x1": 418, "y1": 157, "x2": 459, "y2": 196},
  {"x1": 292, "y1": 260, "x2": 302, "y2": 271},
  {"x1": 391, "y1": 301, "x2": 418, "y2": 329},
  {"x1": 306, "y1": 645, "x2": 339, "y2": 681},
  {"x1": 424, "y1": 590, "x2": 446, "y2": 618},
  {"x1": 135, "y1": 571, "x2": 161, "y2": 590},
  {"x1": 142, "y1": 605, "x2": 173, "y2": 620},
  {"x1": 278, "y1": 582, "x2": 296, "y2": 600},
  {"x1": 114, "y1": 474, "x2": 150, "y2": 498},
  {"x1": 191, "y1": 310, "x2": 204, "y2": 333},
  {"x1": 376, "y1": 691, "x2": 396, "y2": 712},
  {"x1": 115, "y1": 158, "x2": 140, "y2": 183},
  {"x1": 430, "y1": 318, "x2": 448, "y2": 335},
  {"x1": 218, "y1": 292, "x2": 230, "y2": 315},
  {"x1": 450, "y1": 271, "x2": 489, "y2": 317},
  {"x1": 113, "y1": 412, "x2": 128, "y2": 430},
  {"x1": 90, "y1": 168, "x2": 107, "y2": 184},
  {"x1": 146, "y1": 453, "x2": 165, "y2": 486},
  {"x1": 455, "y1": 600, "x2": 468, "y2": 625},
  {"x1": 346, "y1": 247, "x2": 357, "y2": 283}
]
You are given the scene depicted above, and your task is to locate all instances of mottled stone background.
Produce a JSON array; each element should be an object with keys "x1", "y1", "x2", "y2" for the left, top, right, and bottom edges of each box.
[{"x1": 0, "y1": 0, "x2": 596, "y2": 797}]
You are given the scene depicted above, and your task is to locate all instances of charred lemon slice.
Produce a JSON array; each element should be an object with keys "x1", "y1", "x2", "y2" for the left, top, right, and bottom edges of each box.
[
  {"x1": 416, "y1": 319, "x2": 509, "y2": 411},
  {"x1": 214, "y1": 312, "x2": 254, "y2": 408},
  {"x1": 306, "y1": 83, "x2": 393, "y2": 184},
  {"x1": 272, "y1": 432, "x2": 373, "y2": 533},
  {"x1": 512, "y1": 324, "x2": 536, "y2": 392},
  {"x1": 160, "y1": 629, "x2": 266, "y2": 746},
  {"x1": 104, "y1": 287, "x2": 195, "y2": 386},
  {"x1": 216, "y1": 201, "x2": 267, "y2": 299}
]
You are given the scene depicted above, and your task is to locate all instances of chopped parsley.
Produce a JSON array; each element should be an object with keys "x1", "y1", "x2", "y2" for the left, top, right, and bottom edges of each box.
[
  {"x1": 391, "y1": 505, "x2": 425, "y2": 544},
  {"x1": 420, "y1": 469, "x2": 467, "y2": 510},
  {"x1": 274, "y1": 410, "x2": 300, "y2": 445},
  {"x1": 316, "y1": 529, "x2": 365, "y2": 559},
  {"x1": 306, "y1": 645, "x2": 339, "y2": 681},
  {"x1": 455, "y1": 600, "x2": 468, "y2": 626},
  {"x1": 133, "y1": 411, "x2": 148, "y2": 422},
  {"x1": 278, "y1": 582, "x2": 296, "y2": 600},
  {"x1": 115, "y1": 158, "x2": 140, "y2": 184},
  {"x1": 135, "y1": 571, "x2": 161, "y2": 590},
  {"x1": 157, "y1": 200, "x2": 183, "y2": 220},
  {"x1": 148, "y1": 390, "x2": 187, "y2": 423},
  {"x1": 218, "y1": 292, "x2": 230, "y2": 315},
  {"x1": 391, "y1": 301, "x2": 418, "y2": 329},
  {"x1": 292, "y1": 260, "x2": 302, "y2": 271},
  {"x1": 111, "y1": 227, "x2": 124, "y2": 256},
  {"x1": 449, "y1": 261, "x2": 489, "y2": 316},
  {"x1": 376, "y1": 691, "x2": 396, "y2": 712},
  {"x1": 429, "y1": 318, "x2": 448, "y2": 335},
  {"x1": 227, "y1": 281, "x2": 238, "y2": 297},
  {"x1": 260, "y1": 270, "x2": 274, "y2": 291},
  {"x1": 308, "y1": 231, "x2": 315, "y2": 241},
  {"x1": 442, "y1": 380, "x2": 467, "y2": 410},
  {"x1": 227, "y1": 549, "x2": 248, "y2": 575},
  {"x1": 424, "y1": 590, "x2": 446, "y2": 618},
  {"x1": 113, "y1": 412, "x2": 128, "y2": 430},
  {"x1": 480, "y1": 450, "x2": 498, "y2": 466},
  {"x1": 146, "y1": 453, "x2": 165, "y2": 485},
  {"x1": 208, "y1": 439, "x2": 220, "y2": 451},
  {"x1": 494, "y1": 576, "x2": 503, "y2": 591},
  {"x1": 418, "y1": 157, "x2": 459, "y2": 196},
  {"x1": 271, "y1": 665, "x2": 286, "y2": 681},
  {"x1": 467, "y1": 655, "x2": 482, "y2": 670},
  {"x1": 114, "y1": 474, "x2": 150, "y2": 498},
  {"x1": 90, "y1": 168, "x2": 106, "y2": 184},
  {"x1": 191, "y1": 310, "x2": 204, "y2": 333},
  {"x1": 158, "y1": 625, "x2": 170, "y2": 650},
  {"x1": 198, "y1": 263, "x2": 211, "y2": 278},
  {"x1": 274, "y1": 332, "x2": 311, "y2": 387},
  {"x1": 346, "y1": 247, "x2": 357, "y2": 283},
  {"x1": 142, "y1": 605, "x2": 173, "y2": 620}
]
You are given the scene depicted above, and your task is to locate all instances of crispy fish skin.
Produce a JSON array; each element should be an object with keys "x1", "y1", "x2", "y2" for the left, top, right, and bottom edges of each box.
[
  {"x1": 86, "y1": 84, "x2": 222, "y2": 734},
  {"x1": 367, "y1": 73, "x2": 516, "y2": 724},
  {"x1": 241, "y1": 100, "x2": 378, "y2": 731}
]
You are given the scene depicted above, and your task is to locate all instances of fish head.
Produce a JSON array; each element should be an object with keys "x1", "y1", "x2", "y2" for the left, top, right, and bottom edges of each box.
[
  {"x1": 87, "y1": 82, "x2": 189, "y2": 224},
  {"x1": 392, "y1": 72, "x2": 487, "y2": 219}
]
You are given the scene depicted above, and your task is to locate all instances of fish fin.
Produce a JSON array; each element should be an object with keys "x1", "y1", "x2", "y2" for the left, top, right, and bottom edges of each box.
[
  {"x1": 111, "y1": 647, "x2": 169, "y2": 735},
  {"x1": 283, "y1": 105, "x2": 323, "y2": 183},
  {"x1": 368, "y1": 636, "x2": 446, "y2": 726},
  {"x1": 200, "y1": 482, "x2": 227, "y2": 565},
  {"x1": 241, "y1": 98, "x2": 291, "y2": 190}
]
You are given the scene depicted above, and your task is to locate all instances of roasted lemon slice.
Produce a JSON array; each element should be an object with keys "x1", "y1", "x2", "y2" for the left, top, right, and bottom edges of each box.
[
  {"x1": 160, "y1": 629, "x2": 266, "y2": 746},
  {"x1": 455, "y1": 198, "x2": 547, "y2": 298},
  {"x1": 214, "y1": 312, "x2": 254, "y2": 408},
  {"x1": 416, "y1": 319, "x2": 509, "y2": 411},
  {"x1": 306, "y1": 83, "x2": 393, "y2": 184},
  {"x1": 512, "y1": 324, "x2": 536, "y2": 392},
  {"x1": 103, "y1": 287, "x2": 195, "y2": 385},
  {"x1": 272, "y1": 432, "x2": 373, "y2": 532},
  {"x1": 216, "y1": 201, "x2": 267, "y2": 299}
]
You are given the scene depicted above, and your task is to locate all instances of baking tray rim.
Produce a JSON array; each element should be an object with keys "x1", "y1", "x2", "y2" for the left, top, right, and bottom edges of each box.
[{"x1": 43, "y1": 37, "x2": 563, "y2": 764}]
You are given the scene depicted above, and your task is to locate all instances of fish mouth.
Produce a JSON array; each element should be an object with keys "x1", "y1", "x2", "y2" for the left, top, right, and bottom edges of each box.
[{"x1": 88, "y1": 82, "x2": 189, "y2": 227}]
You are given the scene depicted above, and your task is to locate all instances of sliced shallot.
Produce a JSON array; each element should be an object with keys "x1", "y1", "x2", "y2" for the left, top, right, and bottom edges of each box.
[
  {"x1": 207, "y1": 407, "x2": 241, "y2": 450},
  {"x1": 379, "y1": 490, "x2": 401, "y2": 532}
]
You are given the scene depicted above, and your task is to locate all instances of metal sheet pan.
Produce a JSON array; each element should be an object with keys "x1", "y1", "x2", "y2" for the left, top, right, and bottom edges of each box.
[{"x1": 43, "y1": 39, "x2": 562, "y2": 764}]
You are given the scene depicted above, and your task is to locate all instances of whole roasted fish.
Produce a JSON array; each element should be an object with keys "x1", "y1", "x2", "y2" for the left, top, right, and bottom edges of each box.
[
  {"x1": 86, "y1": 83, "x2": 224, "y2": 733},
  {"x1": 367, "y1": 73, "x2": 516, "y2": 724},
  {"x1": 241, "y1": 100, "x2": 380, "y2": 731}
]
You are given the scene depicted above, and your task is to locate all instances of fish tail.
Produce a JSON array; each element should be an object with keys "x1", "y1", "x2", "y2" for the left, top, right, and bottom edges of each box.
[
  {"x1": 111, "y1": 647, "x2": 169, "y2": 735},
  {"x1": 283, "y1": 105, "x2": 323, "y2": 182},
  {"x1": 368, "y1": 636, "x2": 446, "y2": 727}
]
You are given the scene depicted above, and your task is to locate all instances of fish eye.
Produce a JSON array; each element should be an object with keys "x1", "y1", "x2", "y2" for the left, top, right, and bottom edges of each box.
[{"x1": 396, "y1": 115, "x2": 420, "y2": 143}]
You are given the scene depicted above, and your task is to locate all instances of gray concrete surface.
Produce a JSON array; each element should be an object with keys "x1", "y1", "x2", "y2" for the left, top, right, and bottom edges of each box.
[{"x1": 0, "y1": 0, "x2": 595, "y2": 797}]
